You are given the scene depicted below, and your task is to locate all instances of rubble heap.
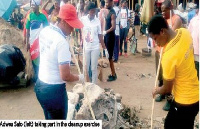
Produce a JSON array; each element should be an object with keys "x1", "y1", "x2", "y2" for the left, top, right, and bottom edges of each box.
[
  {"x1": 67, "y1": 82, "x2": 140, "y2": 129},
  {"x1": 0, "y1": 18, "x2": 33, "y2": 80}
]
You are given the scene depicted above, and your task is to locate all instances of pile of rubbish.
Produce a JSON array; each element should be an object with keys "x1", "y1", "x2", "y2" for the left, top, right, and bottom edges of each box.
[
  {"x1": 67, "y1": 82, "x2": 164, "y2": 129},
  {"x1": 0, "y1": 18, "x2": 33, "y2": 81}
]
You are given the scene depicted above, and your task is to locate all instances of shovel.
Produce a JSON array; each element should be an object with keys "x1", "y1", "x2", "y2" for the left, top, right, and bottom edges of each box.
[
  {"x1": 98, "y1": 50, "x2": 104, "y2": 81},
  {"x1": 69, "y1": 37, "x2": 96, "y2": 120},
  {"x1": 77, "y1": 50, "x2": 83, "y2": 72},
  {"x1": 73, "y1": 37, "x2": 83, "y2": 71},
  {"x1": 151, "y1": 47, "x2": 163, "y2": 129}
]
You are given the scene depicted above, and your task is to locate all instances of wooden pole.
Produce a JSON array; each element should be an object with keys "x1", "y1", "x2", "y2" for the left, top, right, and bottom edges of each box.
[
  {"x1": 132, "y1": 0, "x2": 134, "y2": 11},
  {"x1": 69, "y1": 38, "x2": 96, "y2": 120},
  {"x1": 97, "y1": 0, "x2": 100, "y2": 8},
  {"x1": 150, "y1": 48, "x2": 164, "y2": 129}
]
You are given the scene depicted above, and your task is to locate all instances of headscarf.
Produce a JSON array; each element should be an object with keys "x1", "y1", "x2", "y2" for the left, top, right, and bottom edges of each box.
[{"x1": 31, "y1": 0, "x2": 41, "y2": 6}]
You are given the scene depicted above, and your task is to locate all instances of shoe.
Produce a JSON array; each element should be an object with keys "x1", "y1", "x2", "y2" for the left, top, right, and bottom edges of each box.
[
  {"x1": 155, "y1": 94, "x2": 165, "y2": 102},
  {"x1": 108, "y1": 74, "x2": 112, "y2": 78},
  {"x1": 119, "y1": 52, "x2": 122, "y2": 56},
  {"x1": 107, "y1": 74, "x2": 117, "y2": 82},
  {"x1": 108, "y1": 74, "x2": 117, "y2": 78},
  {"x1": 124, "y1": 53, "x2": 128, "y2": 58},
  {"x1": 163, "y1": 100, "x2": 171, "y2": 111}
]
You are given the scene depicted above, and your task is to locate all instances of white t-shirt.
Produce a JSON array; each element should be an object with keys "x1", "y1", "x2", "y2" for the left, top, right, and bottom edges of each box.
[
  {"x1": 81, "y1": 15, "x2": 101, "y2": 50},
  {"x1": 120, "y1": 8, "x2": 130, "y2": 28},
  {"x1": 39, "y1": 25, "x2": 71, "y2": 84},
  {"x1": 113, "y1": 6, "x2": 121, "y2": 36}
]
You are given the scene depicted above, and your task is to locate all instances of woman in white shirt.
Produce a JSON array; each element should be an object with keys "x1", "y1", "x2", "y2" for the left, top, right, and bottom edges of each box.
[{"x1": 81, "y1": 2, "x2": 106, "y2": 84}]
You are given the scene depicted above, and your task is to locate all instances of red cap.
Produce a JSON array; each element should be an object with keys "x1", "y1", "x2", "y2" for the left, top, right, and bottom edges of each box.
[
  {"x1": 58, "y1": 4, "x2": 83, "y2": 29},
  {"x1": 114, "y1": 0, "x2": 119, "y2": 2}
]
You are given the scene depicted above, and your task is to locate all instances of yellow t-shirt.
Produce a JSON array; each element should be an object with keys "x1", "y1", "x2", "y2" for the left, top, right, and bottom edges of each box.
[{"x1": 162, "y1": 28, "x2": 199, "y2": 104}]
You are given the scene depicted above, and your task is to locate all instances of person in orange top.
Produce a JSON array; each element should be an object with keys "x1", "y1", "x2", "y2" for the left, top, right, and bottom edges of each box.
[
  {"x1": 150, "y1": 15, "x2": 199, "y2": 129},
  {"x1": 154, "y1": 0, "x2": 182, "y2": 111}
]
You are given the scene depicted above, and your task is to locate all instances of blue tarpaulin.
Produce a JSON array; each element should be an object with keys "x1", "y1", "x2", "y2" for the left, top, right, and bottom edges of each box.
[{"x1": 0, "y1": 0, "x2": 17, "y2": 20}]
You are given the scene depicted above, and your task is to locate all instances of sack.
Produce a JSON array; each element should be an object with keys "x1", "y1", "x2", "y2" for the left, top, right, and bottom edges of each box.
[
  {"x1": 0, "y1": 44, "x2": 26, "y2": 83},
  {"x1": 129, "y1": 36, "x2": 137, "y2": 54}
]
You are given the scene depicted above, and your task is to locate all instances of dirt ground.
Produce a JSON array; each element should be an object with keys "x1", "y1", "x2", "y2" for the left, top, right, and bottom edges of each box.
[{"x1": 0, "y1": 32, "x2": 198, "y2": 128}]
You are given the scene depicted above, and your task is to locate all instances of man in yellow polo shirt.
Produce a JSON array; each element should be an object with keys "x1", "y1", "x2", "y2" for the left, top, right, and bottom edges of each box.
[{"x1": 149, "y1": 15, "x2": 199, "y2": 129}]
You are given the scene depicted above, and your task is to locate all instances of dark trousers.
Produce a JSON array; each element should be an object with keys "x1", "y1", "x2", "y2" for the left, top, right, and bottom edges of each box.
[
  {"x1": 195, "y1": 61, "x2": 199, "y2": 79},
  {"x1": 165, "y1": 101, "x2": 199, "y2": 129},
  {"x1": 34, "y1": 79, "x2": 68, "y2": 119},
  {"x1": 120, "y1": 28, "x2": 128, "y2": 53},
  {"x1": 114, "y1": 35, "x2": 120, "y2": 61},
  {"x1": 104, "y1": 33, "x2": 115, "y2": 60}
]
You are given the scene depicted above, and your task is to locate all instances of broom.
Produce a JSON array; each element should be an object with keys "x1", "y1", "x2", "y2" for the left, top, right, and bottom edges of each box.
[
  {"x1": 78, "y1": 50, "x2": 83, "y2": 72},
  {"x1": 73, "y1": 36, "x2": 83, "y2": 71},
  {"x1": 98, "y1": 49, "x2": 104, "y2": 81},
  {"x1": 69, "y1": 38, "x2": 96, "y2": 120},
  {"x1": 98, "y1": 11, "x2": 107, "y2": 81},
  {"x1": 150, "y1": 47, "x2": 163, "y2": 129}
]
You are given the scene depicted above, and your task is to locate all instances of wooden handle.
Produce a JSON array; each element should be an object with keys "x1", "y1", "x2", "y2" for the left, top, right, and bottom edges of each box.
[
  {"x1": 150, "y1": 47, "x2": 163, "y2": 129},
  {"x1": 69, "y1": 42, "x2": 81, "y2": 74},
  {"x1": 69, "y1": 38, "x2": 96, "y2": 120}
]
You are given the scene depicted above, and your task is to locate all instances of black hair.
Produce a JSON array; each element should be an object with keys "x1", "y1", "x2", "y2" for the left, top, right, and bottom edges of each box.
[
  {"x1": 87, "y1": 2, "x2": 96, "y2": 11},
  {"x1": 135, "y1": 3, "x2": 140, "y2": 12},
  {"x1": 101, "y1": 0, "x2": 105, "y2": 7},
  {"x1": 148, "y1": 15, "x2": 169, "y2": 34},
  {"x1": 162, "y1": 0, "x2": 173, "y2": 9}
]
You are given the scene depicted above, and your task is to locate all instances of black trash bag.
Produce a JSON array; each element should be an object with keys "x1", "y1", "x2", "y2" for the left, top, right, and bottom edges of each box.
[{"x1": 0, "y1": 44, "x2": 26, "y2": 84}]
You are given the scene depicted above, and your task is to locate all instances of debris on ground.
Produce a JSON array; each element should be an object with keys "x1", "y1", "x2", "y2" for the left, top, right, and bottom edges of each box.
[
  {"x1": 0, "y1": 18, "x2": 33, "y2": 80},
  {"x1": 135, "y1": 73, "x2": 154, "y2": 80},
  {"x1": 67, "y1": 82, "x2": 165, "y2": 129}
]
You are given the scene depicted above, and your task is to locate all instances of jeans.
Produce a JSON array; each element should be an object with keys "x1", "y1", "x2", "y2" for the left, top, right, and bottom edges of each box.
[
  {"x1": 34, "y1": 79, "x2": 68, "y2": 119},
  {"x1": 85, "y1": 49, "x2": 100, "y2": 84},
  {"x1": 114, "y1": 35, "x2": 119, "y2": 61},
  {"x1": 120, "y1": 28, "x2": 128, "y2": 53},
  {"x1": 164, "y1": 101, "x2": 199, "y2": 129}
]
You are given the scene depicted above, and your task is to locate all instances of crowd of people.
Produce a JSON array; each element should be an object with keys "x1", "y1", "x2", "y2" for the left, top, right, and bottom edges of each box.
[
  {"x1": 21, "y1": 0, "x2": 138, "y2": 83},
  {"x1": 8, "y1": 8, "x2": 24, "y2": 29},
  {"x1": 6, "y1": 0, "x2": 199, "y2": 128}
]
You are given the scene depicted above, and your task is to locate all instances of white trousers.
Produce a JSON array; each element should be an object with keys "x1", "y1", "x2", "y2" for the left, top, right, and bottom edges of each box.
[{"x1": 85, "y1": 49, "x2": 100, "y2": 84}]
